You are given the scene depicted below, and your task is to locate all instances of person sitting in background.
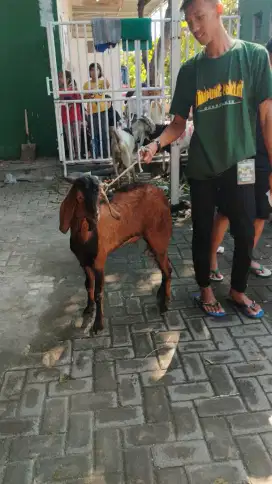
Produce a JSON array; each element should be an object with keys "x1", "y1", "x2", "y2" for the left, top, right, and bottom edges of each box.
[
  {"x1": 59, "y1": 70, "x2": 83, "y2": 160},
  {"x1": 83, "y1": 63, "x2": 110, "y2": 159}
]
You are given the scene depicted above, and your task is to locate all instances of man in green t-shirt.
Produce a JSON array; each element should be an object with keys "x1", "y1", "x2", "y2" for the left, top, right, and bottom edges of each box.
[{"x1": 140, "y1": 0, "x2": 272, "y2": 319}]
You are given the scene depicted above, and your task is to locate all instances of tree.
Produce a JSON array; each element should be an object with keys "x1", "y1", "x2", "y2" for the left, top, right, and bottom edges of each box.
[
  {"x1": 222, "y1": 0, "x2": 238, "y2": 15},
  {"x1": 137, "y1": 0, "x2": 151, "y2": 18},
  {"x1": 155, "y1": 0, "x2": 238, "y2": 85},
  {"x1": 148, "y1": 1, "x2": 173, "y2": 86},
  {"x1": 137, "y1": 0, "x2": 152, "y2": 74}
]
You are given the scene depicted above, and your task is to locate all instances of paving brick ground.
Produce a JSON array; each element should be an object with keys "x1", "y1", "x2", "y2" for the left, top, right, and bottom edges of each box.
[{"x1": 1, "y1": 175, "x2": 272, "y2": 482}]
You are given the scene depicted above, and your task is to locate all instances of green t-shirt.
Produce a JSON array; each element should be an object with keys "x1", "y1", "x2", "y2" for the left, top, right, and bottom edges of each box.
[{"x1": 170, "y1": 40, "x2": 272, "y2": 180}]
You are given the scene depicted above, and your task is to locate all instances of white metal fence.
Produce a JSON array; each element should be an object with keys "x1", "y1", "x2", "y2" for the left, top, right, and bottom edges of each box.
[
  {"x1": 46, "y1": 12, "x2": 240, "y2": 202},
  {"x1": 46, "y1": 15, "x2": 172, "y2": 176}
]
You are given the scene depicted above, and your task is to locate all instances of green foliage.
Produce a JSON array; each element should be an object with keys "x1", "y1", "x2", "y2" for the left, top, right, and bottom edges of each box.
[
  {"x1": 223, "y1": 0, "x2": 238, "y2": 15},
  {"x1": 125, "y1": 0, "x2": 239, "y2": 88},
  {"x1": 164, "y1": 22, "x2": 202, "y2": 87},
  {"x1": 121, "y1": 45, "x2": 156, "y2": 88}
]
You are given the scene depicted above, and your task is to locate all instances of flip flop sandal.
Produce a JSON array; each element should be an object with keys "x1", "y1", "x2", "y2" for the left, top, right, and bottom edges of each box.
[
  {"x1": 229, "y1": 298, "x2": 264, "y2": 319},
  {"x1": 249, "y1": 264, "x2": 271, "y2": 278},
  {"x1": 210, "y1": 269, "x2": 224, "y2": 282},
  {"x1": 195, "y1": 296, "x2": 226, "y2": 318}
]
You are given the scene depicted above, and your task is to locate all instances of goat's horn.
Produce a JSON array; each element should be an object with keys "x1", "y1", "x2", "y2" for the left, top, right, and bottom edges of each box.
[{"x1": 100, "y1": 187, "x2": 121, "y2": 220}]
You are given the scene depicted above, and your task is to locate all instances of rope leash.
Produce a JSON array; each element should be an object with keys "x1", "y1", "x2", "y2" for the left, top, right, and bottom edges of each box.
[{"x1": 104, "y1": 150, "x2": 144, "y2": 193}]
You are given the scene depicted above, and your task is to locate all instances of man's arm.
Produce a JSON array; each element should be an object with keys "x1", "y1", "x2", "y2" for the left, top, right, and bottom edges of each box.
[
  {"x1": 141, "y1": 59, "x2": 195, "y2": 163},
  {"x1": 140, "y1": 115, "x2": 186, "y2": 164},
  {"x1": 159, "y1": 114, "x2": 187, "y2": 147},
  {"x1": 259, "y1": 99, "x2": 272, "y2": 167}
]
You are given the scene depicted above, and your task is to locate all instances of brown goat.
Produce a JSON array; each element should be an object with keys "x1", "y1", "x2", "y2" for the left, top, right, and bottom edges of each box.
[{"x1": 59, "y1": 175, "x2": 172, "y2": 334}]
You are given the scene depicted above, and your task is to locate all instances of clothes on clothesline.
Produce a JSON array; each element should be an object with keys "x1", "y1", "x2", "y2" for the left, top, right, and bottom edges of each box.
[
  {"x1": 121, "y1": 18, "x2": 152, "y2": 51},
  {"x1": 91, "y1": 18, "x2": 121, "y2": 52},
  {"x1": 91, "y1": 17, "x2": 152, "y2": 52}
]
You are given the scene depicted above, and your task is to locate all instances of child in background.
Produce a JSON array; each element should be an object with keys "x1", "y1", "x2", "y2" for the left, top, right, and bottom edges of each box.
[
  {"x1": 83, "y1": 63, "x2": 110, "y2": 159},
  {"x1": 59, "y1": 70, "x2": 83, "y2": 159}
]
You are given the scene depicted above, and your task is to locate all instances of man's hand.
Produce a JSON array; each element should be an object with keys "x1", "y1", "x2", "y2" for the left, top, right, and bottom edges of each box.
[
  {"x1": 139, "y1": 114, "x2": 187, "y2": 164},
  {"x1": 139, "y1": 142, "x2": 158, "y2": 164}
]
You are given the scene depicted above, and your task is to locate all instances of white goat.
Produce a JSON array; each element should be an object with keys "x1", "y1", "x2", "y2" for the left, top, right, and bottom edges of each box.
[
  {"x1": 110, "y1": 116, "x2": 194, "y2": 185},
  {"x1": 110, "y1": 126, "x2": 142, "y2": 184},
  {"x1": 131, "y1": 115, "x2": 194, "y2": 154},
  {"x1": 131, "y1": 116, "x2": 156, "y2": 149}
]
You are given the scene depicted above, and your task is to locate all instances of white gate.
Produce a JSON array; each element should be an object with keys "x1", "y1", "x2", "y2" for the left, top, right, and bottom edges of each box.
[
  {"x1": 46, "y1": 10, "x2": 240, "y2": 203},
  {"x1": 46, "y1": 13, "x2": 171, "y2": 177}
]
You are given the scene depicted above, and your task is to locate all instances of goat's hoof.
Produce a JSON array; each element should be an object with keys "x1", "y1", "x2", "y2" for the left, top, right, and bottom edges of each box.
[
  {"x1": 159, "y1": 302, "x2": 168, "y2": 314},
  {"x1": 82, "y1": 305, "x2": 96, "y2": 333},
  {"x1": 157, "y1": 296, "x2": 169, "y2": 314},
  {"x1": 93, "y1": 319, "x2": 104, "y2": 335},
  {"x1": 156, "y1": 286, "x2": 165, "y2": 301}
]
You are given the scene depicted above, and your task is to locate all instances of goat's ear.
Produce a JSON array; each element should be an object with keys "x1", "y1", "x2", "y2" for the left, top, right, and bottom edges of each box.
[{"x1": 59, "y1": 186, "x2": 77, "y2": 234}]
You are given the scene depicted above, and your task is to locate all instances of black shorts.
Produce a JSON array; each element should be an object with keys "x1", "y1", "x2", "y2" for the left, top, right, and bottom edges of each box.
[{"x1": 218, "y1": 169, "x2": 271, "y2": 220}]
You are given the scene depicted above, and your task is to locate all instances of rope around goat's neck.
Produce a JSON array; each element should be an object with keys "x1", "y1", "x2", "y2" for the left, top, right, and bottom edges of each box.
[{"x1": 103, "y1": 151, "x2": 143, "y2": 193}]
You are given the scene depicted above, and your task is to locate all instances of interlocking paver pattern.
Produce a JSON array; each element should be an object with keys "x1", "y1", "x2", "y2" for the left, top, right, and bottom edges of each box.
[{"x1": 0, "y1": 173, "x2": 272, "y2": 482}]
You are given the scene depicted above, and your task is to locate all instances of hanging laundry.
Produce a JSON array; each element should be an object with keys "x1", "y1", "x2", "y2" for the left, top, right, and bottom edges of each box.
[
  {"x1": 91, "y1": 18, "x2": 121, "y2": 52},
  {"x1": 121, "y1": 18, "x2": 152, "y2": 51}
]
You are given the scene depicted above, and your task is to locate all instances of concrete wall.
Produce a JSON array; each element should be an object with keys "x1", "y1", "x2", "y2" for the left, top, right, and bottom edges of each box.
[
  {"x1": 0, "y1": 0, "x2": 60, "y2": 160},
  {"x1": 240, "y1": 0, "x2": 272, "y2": 45}
]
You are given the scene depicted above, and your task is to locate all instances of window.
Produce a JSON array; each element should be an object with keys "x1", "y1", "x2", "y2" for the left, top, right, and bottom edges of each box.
[
  {"x1": 253, "y1": 11, "x2": 263, "y2": 42},
  {"x1": 269, "y1": 12, "x2": 272, "y2": 38}
]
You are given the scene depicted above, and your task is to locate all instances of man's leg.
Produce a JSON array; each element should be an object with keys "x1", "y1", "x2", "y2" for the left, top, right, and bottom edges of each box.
[
  {"x1": 211, "y1": 215, "x2": 266, "y2": 278},
  {"x1": 210, "y1": 212, "x2": 229, "y2": 277},
  {"x1": 250, "y1": 169, "x2": 271, "y2": 276},
  {"x1": 190, "y1": 178, "x2": 224, "y2": 314},
  {"x1": 254, "y1": 219, "x2": 265, "y2": 246},
  {"x1": 219, "y1": 165, "x2": 262, "y2": 316},
  {"x1": 211, "y1": 170, "x2": 271, "y2": 278}
]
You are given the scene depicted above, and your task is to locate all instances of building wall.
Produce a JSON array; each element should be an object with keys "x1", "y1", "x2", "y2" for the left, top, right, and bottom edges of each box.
[
  {"x1": 240, "y1": 0, "x2": 272, "y2": 45},
  {"x1": 0, "y1": 0, "x2": 60, "y2": 160}
]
